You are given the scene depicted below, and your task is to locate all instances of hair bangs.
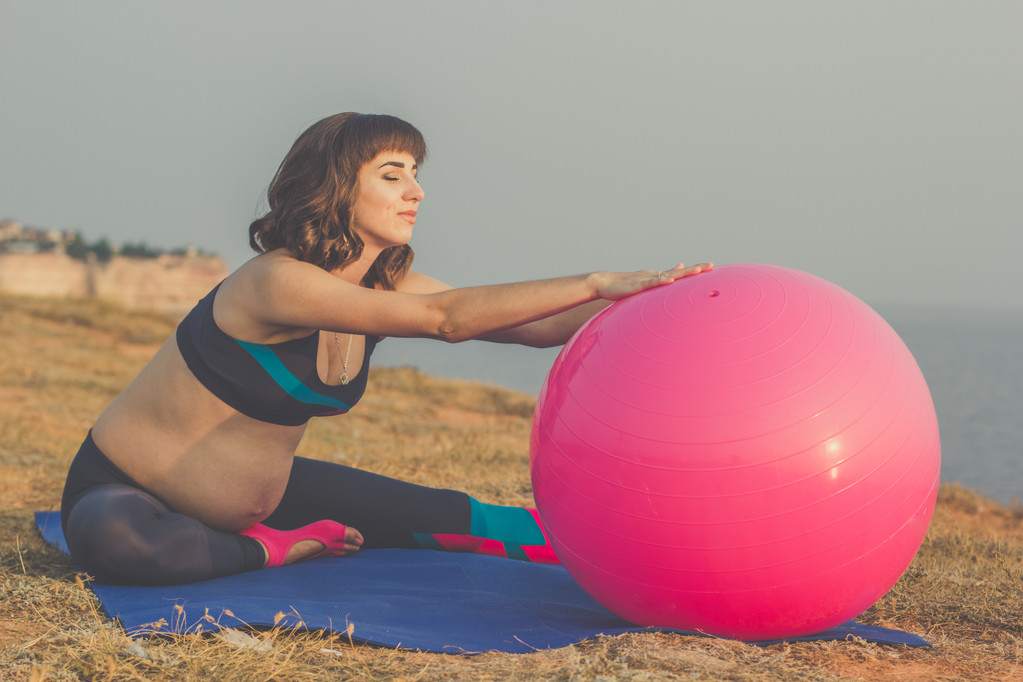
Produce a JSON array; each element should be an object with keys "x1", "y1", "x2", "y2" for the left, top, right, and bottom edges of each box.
[{"x1": 344, "y1": 114, "x2": 427, "y2": 169}]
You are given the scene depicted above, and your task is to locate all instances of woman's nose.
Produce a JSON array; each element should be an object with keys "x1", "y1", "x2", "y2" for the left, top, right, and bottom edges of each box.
[{"x1": 406, "y1": 178, "x2": 424, "y2": 202}]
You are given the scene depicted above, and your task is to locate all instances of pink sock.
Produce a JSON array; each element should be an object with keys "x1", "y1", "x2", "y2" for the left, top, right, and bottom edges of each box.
[{"x1": 239, "y1": 520, "x2": 350, "y2": 567}]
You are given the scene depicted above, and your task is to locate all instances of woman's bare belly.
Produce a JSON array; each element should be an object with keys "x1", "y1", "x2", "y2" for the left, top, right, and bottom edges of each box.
[{"x1": 91, "y1": 336, "x2": 307, "y2": 532}]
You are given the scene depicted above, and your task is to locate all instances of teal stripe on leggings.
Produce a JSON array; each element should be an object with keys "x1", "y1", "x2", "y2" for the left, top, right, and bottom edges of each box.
[
  {"x1": 468, "y1": 498, "x2": 545, "y2": 545},
  {"x1": 412, "y1": 533, "x2": 444, "y2": 550}
]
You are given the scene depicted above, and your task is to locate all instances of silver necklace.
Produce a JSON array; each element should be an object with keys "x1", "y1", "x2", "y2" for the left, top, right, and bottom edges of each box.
[{"x1": 333, "y1": 332, "x2": 354, "y2": 385}]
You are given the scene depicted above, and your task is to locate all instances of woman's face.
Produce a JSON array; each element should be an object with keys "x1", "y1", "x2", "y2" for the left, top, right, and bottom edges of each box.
[{"x1": 350, "y1": 150, "x2": 424, "y2": 252}]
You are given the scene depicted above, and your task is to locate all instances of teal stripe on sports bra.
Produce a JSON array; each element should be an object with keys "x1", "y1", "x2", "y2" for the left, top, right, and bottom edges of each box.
[{"x1": 234, "y1": 339, "x2": 354, "y2": 414}]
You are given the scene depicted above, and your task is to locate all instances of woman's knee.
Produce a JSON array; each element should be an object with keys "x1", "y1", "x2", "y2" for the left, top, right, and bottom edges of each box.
[{"x1": 63, "y1": 485, "x2": 185, "y2": 584}]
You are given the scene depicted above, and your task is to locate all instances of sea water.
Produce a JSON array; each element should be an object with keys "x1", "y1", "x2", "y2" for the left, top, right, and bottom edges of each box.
[
  {"x1": 879, "y1": 304, "x2": 1023, "y2": 507},
  {"x1": 373, "y1": 304, "x2": 1023, "y2": 506}
]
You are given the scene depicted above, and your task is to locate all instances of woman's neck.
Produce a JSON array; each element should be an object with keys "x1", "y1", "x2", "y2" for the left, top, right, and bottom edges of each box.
[{"x1": 331, "y1": 247, "x2": 382, "y2": 286}]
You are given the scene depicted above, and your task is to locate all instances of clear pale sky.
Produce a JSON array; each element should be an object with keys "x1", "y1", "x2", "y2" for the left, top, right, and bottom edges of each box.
[{"x1": 3, "y1": 1, "x2": 1020, "y2": 310}]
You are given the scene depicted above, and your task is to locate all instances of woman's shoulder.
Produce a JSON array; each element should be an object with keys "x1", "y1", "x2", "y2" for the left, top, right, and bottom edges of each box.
[
  {"x1": 213, "y1": 251, "x2": 325, "y2": 341},
  {"x1": 233, "y1": 249, "x2": 305, "y2": 277},
  {"x1": 225, "y1": 250, "x2": 332, "y2": 292}
]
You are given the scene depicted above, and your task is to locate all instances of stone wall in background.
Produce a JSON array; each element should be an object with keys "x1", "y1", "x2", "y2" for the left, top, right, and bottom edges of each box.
[{"x1": 0, "y1": 252, "x2": 228, "y2": 318}]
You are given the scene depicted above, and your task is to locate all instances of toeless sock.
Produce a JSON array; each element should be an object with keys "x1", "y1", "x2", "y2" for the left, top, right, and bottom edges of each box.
[{"x1": 239, "y1": 520, "x2": 350, "y2": 567}]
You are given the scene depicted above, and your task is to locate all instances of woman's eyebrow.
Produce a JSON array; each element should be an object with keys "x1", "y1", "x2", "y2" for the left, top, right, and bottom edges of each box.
[{"x1": 377, "y1": 160, "x2": 417, "y2": 170}]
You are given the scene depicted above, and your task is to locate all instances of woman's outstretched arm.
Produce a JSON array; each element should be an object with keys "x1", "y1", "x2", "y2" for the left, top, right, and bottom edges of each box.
[
  {"x1": 392, "y1": 262, "x2": 713, "y2": 347},
  {"x1": 232, "y1": 254, "x2": 711, "y2": 345}
]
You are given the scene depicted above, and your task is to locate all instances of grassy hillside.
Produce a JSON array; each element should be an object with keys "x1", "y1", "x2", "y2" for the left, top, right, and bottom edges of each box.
[{"x1": 0, "y1": 293, "x2": 1020, "y2": 680}]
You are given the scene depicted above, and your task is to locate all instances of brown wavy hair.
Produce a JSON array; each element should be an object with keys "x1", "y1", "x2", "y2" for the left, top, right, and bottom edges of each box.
[{"x1": 248, "y1": 113, "x2": 427, "y2": 290}]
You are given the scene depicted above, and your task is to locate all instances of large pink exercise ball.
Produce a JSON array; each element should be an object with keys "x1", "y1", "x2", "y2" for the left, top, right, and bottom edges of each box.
[{"x1": 530, "y1": 263, "x2": 940, "y2": 641}]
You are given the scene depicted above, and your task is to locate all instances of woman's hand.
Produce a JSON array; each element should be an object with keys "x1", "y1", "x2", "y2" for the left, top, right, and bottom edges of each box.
[{"x1": 591, "y1": 262, "x2": 713, "y2": 301}]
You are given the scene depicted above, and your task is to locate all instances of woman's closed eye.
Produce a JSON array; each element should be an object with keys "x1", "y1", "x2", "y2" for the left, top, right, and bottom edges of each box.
[{"x1": 384, "y1": 175, "x2": 421, "y2": 186}]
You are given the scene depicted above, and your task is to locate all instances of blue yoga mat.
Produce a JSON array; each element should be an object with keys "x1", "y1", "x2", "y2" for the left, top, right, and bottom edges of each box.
[{"x1": 35, "y1": 511, "x2": 928, "y2": 653}]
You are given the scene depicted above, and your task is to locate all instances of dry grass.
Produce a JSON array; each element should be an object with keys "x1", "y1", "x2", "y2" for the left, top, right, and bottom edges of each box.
[{"x1": 1, "y1": 292, "x2": 1021, "y2": 681}]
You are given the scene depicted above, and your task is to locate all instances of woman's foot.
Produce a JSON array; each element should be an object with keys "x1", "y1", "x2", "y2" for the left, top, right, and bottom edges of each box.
[
  {"x1": 283, "y1": 527, "x2": 363, "y2": 564},
  {"x1": 240, "y1": 520, "x2": 364, "y2": 568}
]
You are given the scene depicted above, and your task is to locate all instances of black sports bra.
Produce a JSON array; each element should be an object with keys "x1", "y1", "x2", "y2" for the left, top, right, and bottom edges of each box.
[{"x1": 176, "y1": 284, "x2": 375, "y2": 426}]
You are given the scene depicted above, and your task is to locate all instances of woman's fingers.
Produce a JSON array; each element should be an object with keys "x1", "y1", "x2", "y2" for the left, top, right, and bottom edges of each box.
[
  {"x1": 664, "y1": 262, "x2": 713, "y2": 279},
  {"x1": 595, "y1": 263, "x2": 713, "y2": 301}
]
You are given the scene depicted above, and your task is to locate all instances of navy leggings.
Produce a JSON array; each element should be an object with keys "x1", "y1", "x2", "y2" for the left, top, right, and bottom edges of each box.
[{"x1": 60, "y1": 432, "x2": 474, "y2": 586}]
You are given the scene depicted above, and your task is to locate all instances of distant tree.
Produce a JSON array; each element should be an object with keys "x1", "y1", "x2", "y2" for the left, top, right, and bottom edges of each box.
[
  {"x1": 50, "y1": 230, "x2": 215, "y2": 261},
  {"x1": 121, "y1": 241, "x2": 159, "y2": 258},
  {"x1": 66, "y1": 232, "x2": 90, "y2": 260},
  {"x1": 170, "y1": 245, "x2": 206, "y2": 257},
  {"x1": 92, "y1": 238, "x2": 114, "y2": 262}
]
